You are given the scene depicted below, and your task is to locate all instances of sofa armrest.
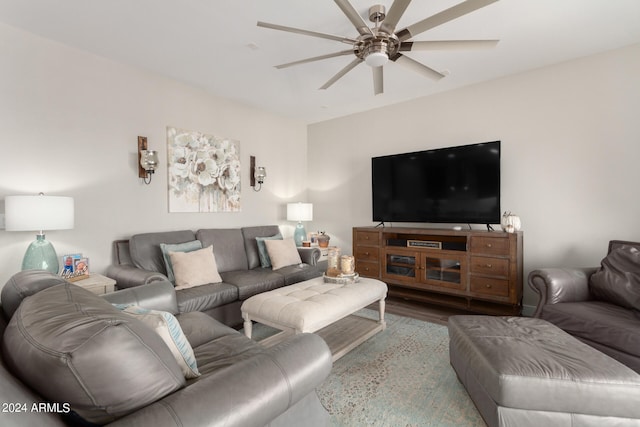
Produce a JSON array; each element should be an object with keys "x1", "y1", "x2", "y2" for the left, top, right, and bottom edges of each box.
[
  {"x1": 105, "y1": 264, "x2": 168, "y2": 289},
  {"x1": 102, "y1": 280, "x2": 179, "y2": 315},
  {"x1": 107, "y1": 333, "x2": 332, "y2": 427},
  {"x1": 528, "y1": 267, "x2": 598, "y2": 318},
  {"x1": 297, "y1": 247, "x2": 321, "y2": 266}
]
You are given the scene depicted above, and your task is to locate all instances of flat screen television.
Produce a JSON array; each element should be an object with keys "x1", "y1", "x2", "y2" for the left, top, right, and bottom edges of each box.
[{"x1": 372, "y1": 141, "x2": 501, "y2": 225}]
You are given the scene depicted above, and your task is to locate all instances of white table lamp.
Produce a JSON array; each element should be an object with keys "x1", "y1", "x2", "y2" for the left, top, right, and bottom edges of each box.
[
  {"x1": 5, "y1": 194, "x2": 74, "y2": 274},
  {"x1": 287, "y1": 203, "x2": 313, "y2": 247}
]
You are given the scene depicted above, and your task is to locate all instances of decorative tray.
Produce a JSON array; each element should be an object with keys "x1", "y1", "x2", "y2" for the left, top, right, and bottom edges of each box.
[{"x1": 323, "y1": 272, "x2": 359, "y2": 284}]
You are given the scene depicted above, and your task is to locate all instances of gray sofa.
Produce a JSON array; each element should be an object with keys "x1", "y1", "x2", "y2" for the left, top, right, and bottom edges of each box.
[
  {"x1": 0, "y1": 270, "x2": 332, "y2": 427},
  {"x1": 106, "y1": 225, "x2": 327, "y2": 327},
  {"x1": 529, "y1": 240, "x2": 640, "y2": 373}
]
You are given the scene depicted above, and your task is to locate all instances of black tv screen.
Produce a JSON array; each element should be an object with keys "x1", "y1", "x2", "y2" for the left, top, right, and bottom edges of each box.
[{"x1": 372, "y1": 141, "x2": 501, "y2": 224}]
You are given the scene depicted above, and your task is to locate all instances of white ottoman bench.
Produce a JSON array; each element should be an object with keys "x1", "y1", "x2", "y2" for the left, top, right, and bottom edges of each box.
[
  {"x1": 241, "y1": 277, "x2": 387, "y2": 360},
  {"x1": 448, "y1": 315, "x2": 640, "y2": 427}
]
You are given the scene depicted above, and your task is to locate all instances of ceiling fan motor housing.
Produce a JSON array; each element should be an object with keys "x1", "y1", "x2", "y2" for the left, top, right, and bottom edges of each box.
[{"x1": 356, "y1": 5, "x2": 400, "y2": 67}]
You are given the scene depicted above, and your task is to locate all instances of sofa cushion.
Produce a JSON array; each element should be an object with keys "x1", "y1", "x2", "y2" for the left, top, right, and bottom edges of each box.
[
  {"x1": 256, "y1": 233, "x2": 283, "y2": 268},
  {"x1": 118, "y1": 305, "x2": 200, "y2": 379},
  {"x1": 160, "y1": 240, "x2": 203, "y2": 284},
  {"x1": 176, "y1": 282, "x2": 239, "y2": 314},
  {"x1": 176, "y1": 311, "x2": 239, "y2": 348},
  {"x1": 241, "y1": 225, "x2": 281, "y2": 269},
  {"x1": 265, "y1": 238, "x2": 303, "y2": 270},
  {"x1": 170, "y1": 246, "x2": 223, "y2": 290},
  {"x1": 1, "y1": 270, "x2": 68, "y2": 319},
  {"x1": 221, "y1": 269, "x2": 285, "y2": 300},
  {"x1": 590, "y1": 245, "x2": 640, "y2": 311},
  {"x1": 277, "y1": 263, "x2": 326, "y2": 286},
  {"x1": 196, "y1": 228, "x2": 248, "y2": 273},
  {"x1": 1, "y1": 283, "x2": 185, "y2": 425},
  {"x1": 541, "y1": 300, "x2": 640, "y2": 359},
  {"x1": 130, "y1": 230, "x2": 196, "y2": 274}
]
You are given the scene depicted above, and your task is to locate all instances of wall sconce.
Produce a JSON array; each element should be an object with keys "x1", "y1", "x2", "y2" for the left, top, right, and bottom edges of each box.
[
  {"x1": 250, "y1": 155, "x2": 267, "y2": 192},
  {"x1": 138, "y1": 136, "x2": 159, "y2": 185}
]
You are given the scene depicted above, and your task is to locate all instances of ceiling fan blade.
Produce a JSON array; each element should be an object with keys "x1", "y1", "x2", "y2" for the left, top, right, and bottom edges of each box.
[
  {"x1": 373, "y1": 66, "x2": 384, "y2": 95},
  {"x1": 380, "y1": 0, "x2": 412, "y2": 35},
  {"x1": 400, "y1": 39, "x2": 499, "y2": 51},
  {"x1": 257, "y1": 21, "x2": 355, "y2": 44},
  {"x1": 334, "y1": 0, "x2": 374, "y2": 36},
  {"x1": 320, "y1": 57, "x2": 363, "y2": 90},
  {"x1": 396, "y1": 0, "x2": 499, "y2": 42},
  {"x1": 275, "y1": 50, "x2": 354, "y2": 69},
  {"x1": 391, "y1": 53, "x2": 445, "y2": 80}
]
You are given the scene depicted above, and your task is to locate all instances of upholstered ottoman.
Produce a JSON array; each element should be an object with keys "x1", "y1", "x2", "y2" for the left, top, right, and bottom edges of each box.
[
  {"x1": 241, "y1": 276, "x2": 387, "y2": 360},
  {"x1": 448, "y1": 315, "x2": 640, "y2": 427}
]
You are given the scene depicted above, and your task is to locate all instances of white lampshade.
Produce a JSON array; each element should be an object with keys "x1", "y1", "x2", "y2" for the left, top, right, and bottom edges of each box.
[
  {"x1": 287, "y1": 203, "x2": 313, "y2": 222},
  {"x1": 5, "y1": 195, "x2": 74, "y2": 232}
]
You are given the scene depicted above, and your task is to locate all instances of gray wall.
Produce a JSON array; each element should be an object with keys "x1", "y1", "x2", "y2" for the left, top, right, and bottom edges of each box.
[
  {"x1": 307, "y1": 43, "x2": 640, "y2": 313},
  {"x1": 0, "y1": 23, "x2": 310, "y2": 288}
]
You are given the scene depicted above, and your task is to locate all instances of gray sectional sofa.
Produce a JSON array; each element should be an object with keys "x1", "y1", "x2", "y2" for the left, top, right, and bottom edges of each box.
[
  {"x1": 106, "y1": 225, "x2": 327, "y2": 326},
  {"x1": 0, "y1": 270, "x2": 332, "y2": 427}
]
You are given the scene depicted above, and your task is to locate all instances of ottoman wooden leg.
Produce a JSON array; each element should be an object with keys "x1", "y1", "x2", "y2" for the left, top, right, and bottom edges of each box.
[
  {"x1": 243, "y1": 313, "x2": 253, "y2": 338},
  {"x1": 379, "y1": 298, "x2": 386, "y2": 329}
]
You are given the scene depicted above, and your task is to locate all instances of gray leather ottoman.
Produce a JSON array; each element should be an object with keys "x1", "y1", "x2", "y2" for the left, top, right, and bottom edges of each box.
[{"x1": 448, "y1": 315, "x2": 640, "y2": 427}]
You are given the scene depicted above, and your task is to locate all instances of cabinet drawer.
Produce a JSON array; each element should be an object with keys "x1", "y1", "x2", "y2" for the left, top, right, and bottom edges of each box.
[
  {"x1": 470, "y1": 277, "x2": 510, "y2": 297},
  {"x1": 470, "y1": 236, "x2": 510, "y2": 256},
  {"x1": 356, "y1": 260, "x2": 379, "y2": 278},
  {"x1": 355, "y1": 230, "x2": 380, "y2": 246},
  {"x1": 470, "y1": 256, "x2": 509, "y2": 277},
  {"x1": 355, "y1": 246, "x2": 379, "y2": 262}
]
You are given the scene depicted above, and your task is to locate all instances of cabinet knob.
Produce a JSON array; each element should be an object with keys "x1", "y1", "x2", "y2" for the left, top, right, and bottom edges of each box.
[
  {"x1": 485, "y1": 264, "x2": 492, "y2": 268},
  {"x1": 365, "y1": 252, "x2": 370, "y2": 256},
  {"x1": 486, "y1": 284, "x2": 492, "y2": 289},
  {"x1": 486, "y1": 243, "x2": 493, "y2": 248}
]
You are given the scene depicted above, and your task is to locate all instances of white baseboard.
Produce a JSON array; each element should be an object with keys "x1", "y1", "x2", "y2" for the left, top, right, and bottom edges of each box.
[{"x1": 522, "y1": 304, "x2": 536, "y2": 317}]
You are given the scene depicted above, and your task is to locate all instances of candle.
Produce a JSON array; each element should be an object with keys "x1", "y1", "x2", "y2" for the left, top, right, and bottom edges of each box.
[{"x1": 340, "y1": 255, "x2": 355, "y2": 275}]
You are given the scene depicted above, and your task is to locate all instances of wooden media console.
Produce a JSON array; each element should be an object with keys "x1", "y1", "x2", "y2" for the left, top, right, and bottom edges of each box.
[{"x1": 353, "y1": 226, "x2": 523, "y2": 315}]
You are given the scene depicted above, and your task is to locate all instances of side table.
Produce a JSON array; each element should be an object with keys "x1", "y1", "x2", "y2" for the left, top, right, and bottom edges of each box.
[{"x1": 72, "y1": 273, "x2": 116, "y2": 295}]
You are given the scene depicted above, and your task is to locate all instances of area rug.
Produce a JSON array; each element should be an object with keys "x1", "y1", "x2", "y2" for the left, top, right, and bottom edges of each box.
[{"x1": 248, "y1": 309, "x2": 485, "y2": 427}]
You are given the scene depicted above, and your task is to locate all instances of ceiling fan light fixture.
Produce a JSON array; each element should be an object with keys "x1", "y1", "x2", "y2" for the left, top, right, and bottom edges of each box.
[{"x1": 365, "y1": 51, "x2": 388, "y2": 67}]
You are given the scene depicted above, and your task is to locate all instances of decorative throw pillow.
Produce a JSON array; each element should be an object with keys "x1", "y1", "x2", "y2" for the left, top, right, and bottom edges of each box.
[
  {"x1": 116, "y1": 304, "x2": 201, "y2": 379},
  {"x1": 256, "y1": 233, "x2": 283, "y2": 268},
  {"x1": 169, "y1": 245, "x2": 222, "y2": 290},
  {"x1": 160, "y1": 240, "x2": 203, "y2": 284},
  {"x1": 589, "y1": 245, "x2": 640, "y2": 311},
  {"x1": 264, "y1": 238, "x2": 302, "y2": 270}
]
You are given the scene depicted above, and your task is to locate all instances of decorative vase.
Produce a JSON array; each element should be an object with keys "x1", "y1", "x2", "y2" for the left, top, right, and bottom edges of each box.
[
  {"x1": 501, "y1": 211, "x2": 522, "y2": 233},
  {"x1": 317, "y1": 232, "x2": 330, "y2": 248}
]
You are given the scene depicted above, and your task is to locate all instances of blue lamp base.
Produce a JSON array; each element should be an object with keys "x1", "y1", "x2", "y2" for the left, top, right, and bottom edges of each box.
[
  {"x1": 22, "y1": 234, "x2": 59, "y2": 274},
  {"x1": 293, "y1": 223, "x2": 307, "y2": 247}
]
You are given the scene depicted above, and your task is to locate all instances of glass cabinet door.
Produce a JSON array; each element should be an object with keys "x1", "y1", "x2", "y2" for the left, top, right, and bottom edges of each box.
[
  {"x1": 383, "y1": 253, "x2": 417, "y2": 281},
  {"x1": 422, "y1": 254, "x2": 466, "y2": 290}
]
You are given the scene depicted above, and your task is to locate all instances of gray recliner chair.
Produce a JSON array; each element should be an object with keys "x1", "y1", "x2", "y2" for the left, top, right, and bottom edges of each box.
[{"x1": 528, "y1": 240, "x2": 640, "y2": 372}]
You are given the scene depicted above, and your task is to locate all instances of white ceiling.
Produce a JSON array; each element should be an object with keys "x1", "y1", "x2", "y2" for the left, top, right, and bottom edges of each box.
[{"x1": 1, "y1": 0, "x2": 640, "y2": 124}]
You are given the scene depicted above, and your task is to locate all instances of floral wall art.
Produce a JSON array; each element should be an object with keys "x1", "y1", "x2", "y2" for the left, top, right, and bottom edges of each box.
[{"x1": 167, "y1": 126, "x2": 241, "y2": 212}]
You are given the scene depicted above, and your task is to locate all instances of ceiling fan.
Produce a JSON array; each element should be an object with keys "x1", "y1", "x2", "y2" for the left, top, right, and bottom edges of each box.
[{"x1": 258, "y1": 0, "x2": 499, "y2": 95}]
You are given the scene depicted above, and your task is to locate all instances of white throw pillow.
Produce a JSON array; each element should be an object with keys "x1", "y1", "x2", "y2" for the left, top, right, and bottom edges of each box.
[
  {"x1": 117, "y1": 305, "x2": 200, "y2": 379},
  {"x1": 169, "y1": 245, "x2": 222, "y2": 290},
  {"x1": 264, "y1": 238, "x2": 303, "y2": 270}
]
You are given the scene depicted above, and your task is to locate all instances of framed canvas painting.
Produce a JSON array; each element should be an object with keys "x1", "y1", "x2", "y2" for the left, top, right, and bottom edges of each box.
[{"x1": 167, "y1": 126, "x2": 241, "y2": 212}]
